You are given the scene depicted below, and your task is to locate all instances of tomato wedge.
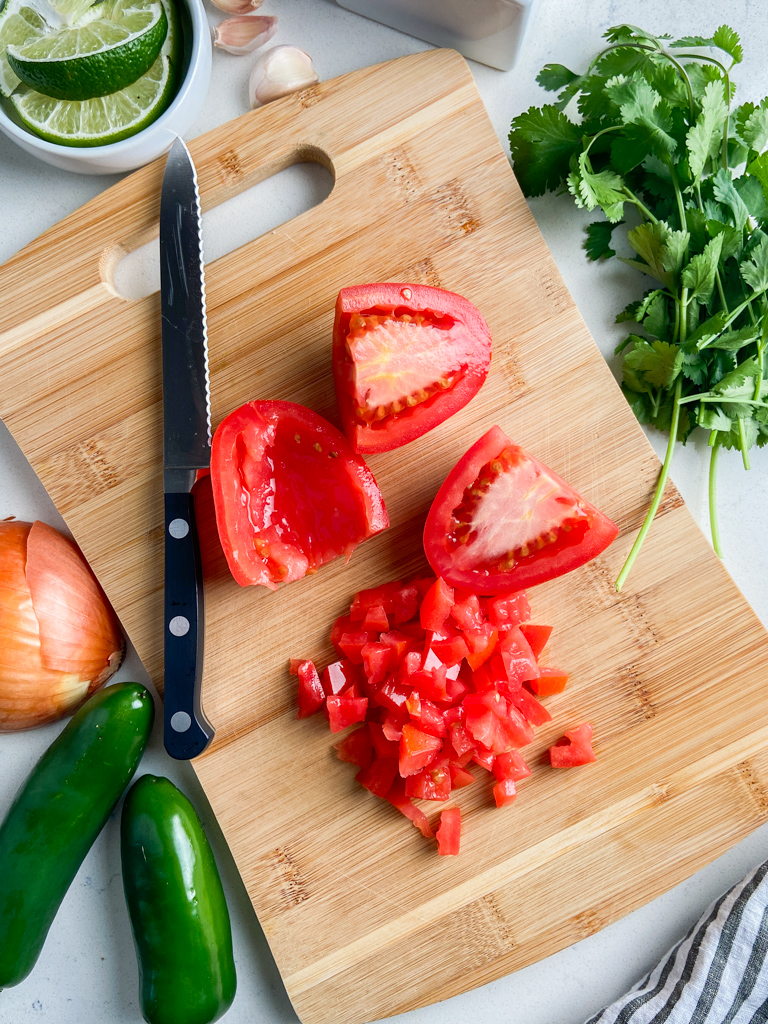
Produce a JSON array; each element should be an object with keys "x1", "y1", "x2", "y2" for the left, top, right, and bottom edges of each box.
[
  {"x1": 332, "y1": 282, "x2": 492, "y2": 454},
  {"x1": 210, "y1": 400, "x2": 388, "y2": 589},
  {"x1": 424, "y1": 426, "x2": 619, "y2": 593}
]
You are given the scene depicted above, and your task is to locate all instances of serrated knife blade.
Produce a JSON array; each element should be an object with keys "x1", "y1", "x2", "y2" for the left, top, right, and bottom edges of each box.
[{"x1": 159, "y1": 136, "x2": 214, "y2": 760}]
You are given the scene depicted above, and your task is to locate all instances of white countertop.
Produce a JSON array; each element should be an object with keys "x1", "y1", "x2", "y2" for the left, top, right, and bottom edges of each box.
[{"x1": 2, "y1": 1, "x2": 768, "y2": 1022}]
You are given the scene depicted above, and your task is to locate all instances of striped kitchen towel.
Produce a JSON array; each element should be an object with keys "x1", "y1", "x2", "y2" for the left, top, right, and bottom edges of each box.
[{"x1": 586, "y1": 860, "x2": 768, "y2": 1023}]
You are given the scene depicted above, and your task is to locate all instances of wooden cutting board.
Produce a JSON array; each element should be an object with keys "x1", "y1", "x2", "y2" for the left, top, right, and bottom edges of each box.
[{"x1": 2, "y1": 48, "x2": 768, "y2": 1024}]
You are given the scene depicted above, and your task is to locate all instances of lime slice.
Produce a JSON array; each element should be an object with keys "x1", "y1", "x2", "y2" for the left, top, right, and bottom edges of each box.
[
  {"x1": 0, "y1": 1, "x2": 49, "y2": 97},
  {"x1": 9, "y1": 0, "x2": 180, "y2": 146},
  {"x1": 7, "y1": 0, "x2": 167, "y2": 100}
]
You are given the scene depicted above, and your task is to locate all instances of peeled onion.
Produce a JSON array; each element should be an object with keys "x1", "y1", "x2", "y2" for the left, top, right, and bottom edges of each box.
[{"x1": 0, "y1": 520, "x2": 124, "y2": 731}]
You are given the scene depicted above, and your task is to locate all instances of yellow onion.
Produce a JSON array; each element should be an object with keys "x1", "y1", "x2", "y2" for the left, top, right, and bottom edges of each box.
[{"x1": 0, "y1": 520, "x2": 124, "y2": 731}]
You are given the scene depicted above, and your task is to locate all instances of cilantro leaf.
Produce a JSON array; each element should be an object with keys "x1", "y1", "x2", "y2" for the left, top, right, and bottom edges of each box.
[
  {"x1": 697, "y1": 404, "x2": 735, "y2": 431},
  {"x1": 713, "y1": 25, "x2": 743, "y2": 65},
  {"x1": 686, "y1": 80, "x2": 729, "y2": 183},
  {"x1": 661, "y1": 229, "x2": 690, "y2": 276},
  {"x1": 739, "y1": 101, "x2": 768, "y2": 153},
  {"x1": 747, "y1": 151, "x2": 768, "y2": 209},
  {"x1": 616, "y1": 299, "x2": 642, "y2": 324},
  {"x1": 621, "y1": 221, "x2": 674, "y2": 286},
  {"x1": 642, "y1": 291, "x2": 670, "y2": 338},
  {"x1": 740, "y1": 236, "x2": 768, "y2": 291},
  {"x1": 567, "y1": 152, "x2": 626, "y2": 222},
  {"x1": 508, "y1": 105, "x2": 583, "y2": 197},
  {"x1": 706, "y1": 220, "x2": 742, "y2": 262},
  {"x1": 712, "y1": 168, "x2": 750, "y2": 230},
  {"x1": 536, "y1": 64, "x2": 579, "y2": 92},
  {"x1": 604, "y1": 76, "x2": 678, "y2": 158},
  {"x1": 734, "y1": 175, "x2": 768, "y2": 223},
  {"x1": 584, "y1": 220, "x2": 619, "y2": 260},
  {"x1": 681, "y1": 233, "x2": 724, "y2": 306},
  {"x1": 624, "y1": 339, "x2": 680, "y2": 388}
]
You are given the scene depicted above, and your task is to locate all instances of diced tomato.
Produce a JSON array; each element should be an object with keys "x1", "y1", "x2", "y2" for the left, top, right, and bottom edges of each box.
[
  {"x1": 449, "y1": 764, "x2": 475, "y2": 788},
  {"x1": 374, "y1": 678, "x2": 411, "y2": 713},
  {"x1": 289, "y1": 658, "x2": 304, "y2": 675},
  {"x1": 498, "y1": 626, "x2": 539, "y2": 684},
  {"x1": 356, "y1": 757, "x2": 398, "y2": 797},
  {"x1": 386, "y1": 779, "x2": 434, "y2": 838},
  {"x1": 350, "y1": 581, "x2": 402, "y2": 622},
  {"x1": 486, "y1": 593, "x2": 531, "y2": 629},
  {"x1": 498, "y1": 703, "x2": 536, "y2": 747},
  {"x1": 399, "y1": 723, "x2": 443, "y2": 777},
  {"x1": 332, "y1": 282, "x2": 493, "y2": 454},
  {"x1": 443, "y1": 706, "x2": 465, "y2": 727},
  {"x1": 379, "y1": 630, "x2": 411, "y2": 662},
  {"x1": 369, "y1": 721, "x2": 400, "y2": 759},
  {"x1": 472, "y1": 747, "x2": 495, "y2": 771},
  {"x1": 405, "y1": 758, "x2": 451, "y2": 801},
  {"x1": 211, "y1": 400, "x2": 388, "y2": 588},
  {"x1": 450, "y1": 591, "x2": 484, "y2": 631},
  {"x1": 550, "y1": 723, "x2": 596, "y2": 767},
  {"x1": 327, "y1": 695, "x2": 368, "y2": 732},
  {"x1": 361, "y1": 642, "x2": 391, "y2": 686},
  {"x1": 363, "y1": 604, "x2": 389, "y2": 632},
  {"x1": 331, "y1": 615, "x2": 354, "y2": 654},
  {"x1": 382, "y1": 711, "x2": 407, "y2": 741},
  {"x1": 436, "y1": 807, "x2": 461, "y2": 856},
  {"x1": 392, "y1": 584, "x2": 419, "y2": 624},
  {"x1": 443, "y1": 673, "x2": 470, "y2": 705},
  {"x1": 338, "y1": 632, "x2": 374, "y2": 665},
  {"x1": 493, "y1": 778, "x2": 518, "y2": 807},
  {"x1": 464, "y1": 622, "x2": 498, "y2": 670},
  {"x1": 420, "y1": 577, "x2": 454, "y2": 632},
  {"x1": 529, "y1": 666, "x2": 569, "y2": 696},
  {"x1": 408, "y1": 666, "x2": 448, "y2": 702},
  {"x1": 406, "y1": 693, "x2": 446, "y2": 737},
  {"x1": 295, "y1": 660, "x2": 325, "y2": 718},
  {"x1": 492, "y1": 749, "x2": 532, "y2": 782},
  {"x1": 335, "y1": 725, "x2": 373, "y2": 768},
  {"x1": 429, "y1": 635, "x2": 470, "y2": 667},
  {"x1": 322, "y1": 659, "x2": 358, "y2": 696},
  {"x1": 465, "y1": 707, "x2": 510, "y2": 755},
  {"x1": 504, "y1": 686, "x2": 552, "y2": 726},
  {"x1": 448, "y1": 721, "x2": 473, "y2": 758},
  {"x1": 519, "y1": 622, "x2": 553, "y2": 660},
  {"x1": 423, "y1": 426, "x2": 619, "y2": 593},
  {"x1": 397, "y1": 650, "x2": 423, "y2": 683}
]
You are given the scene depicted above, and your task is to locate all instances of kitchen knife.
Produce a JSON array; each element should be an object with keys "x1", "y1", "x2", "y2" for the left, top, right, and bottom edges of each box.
[{"x1": 160, "y1": 136, "x2": 214, "y2": 760}]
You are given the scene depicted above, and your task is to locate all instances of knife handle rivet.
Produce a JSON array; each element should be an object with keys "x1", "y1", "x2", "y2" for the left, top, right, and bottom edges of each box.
[
  {"x1": 169, "y1": 615, "x2": 190, "y2": 637},
  {"x1": 169, "y1": 518, "x2": 190, "y2": 539},
  {"x1": 170, "y1": 711, "x2": 192, "y2": 733}
]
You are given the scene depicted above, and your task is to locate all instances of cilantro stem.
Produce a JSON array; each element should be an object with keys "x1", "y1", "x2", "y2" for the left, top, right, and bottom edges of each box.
[
  {"x1": 738, "y1": 417, "x2": 751, "y2": 469},
  {"x1": 709, "y1": 435, "x2": 723, "y2": 557},
  {"x1": 615, "y1": 376, "x2": 683, "y2": 592},
  {"x1": 622, "y1": 187, "x2": 658, "y2": 224},
  {"x1": 667, "y1": 161, "x2": 688, "y2": 232}
]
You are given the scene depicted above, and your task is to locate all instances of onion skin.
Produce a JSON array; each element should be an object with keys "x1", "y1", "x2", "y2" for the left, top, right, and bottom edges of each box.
[{"x1": 0, "y1": 521, "x2": 124, "y2": 731}]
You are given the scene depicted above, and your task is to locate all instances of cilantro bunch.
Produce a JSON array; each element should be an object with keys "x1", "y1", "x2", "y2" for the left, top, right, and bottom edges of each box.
[{"x1": 509, "y1": 24, "x2": 768, "y2": 589}]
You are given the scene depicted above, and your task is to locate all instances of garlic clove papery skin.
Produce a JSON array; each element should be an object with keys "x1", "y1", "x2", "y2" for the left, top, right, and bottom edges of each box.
[
  {"x1": 208, "y1": 0, "x2": 263, "y2": 16},
  {"x1": 249, "y1": 45, "x2": 319, "y2": 108},
  {"x1": 214, "y1": 14, "x2": 277, "y2": 55}
]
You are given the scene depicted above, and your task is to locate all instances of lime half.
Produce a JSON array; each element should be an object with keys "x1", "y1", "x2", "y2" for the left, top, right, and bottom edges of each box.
[
  {"x1": 0, "y1": 1, "x2": 48, "y2": 96},
  {"x1": 9, "y1": 0, "x2": 180, "y2": 146},
  {"x1": 7, "y1": 0, "x2": 167, "y2": 100}
]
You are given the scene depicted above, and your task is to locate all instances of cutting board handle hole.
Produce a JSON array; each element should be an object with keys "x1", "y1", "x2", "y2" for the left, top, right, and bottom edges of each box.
[{"x1": 110, "y1": 160, "x2": 334, "y2": 301}]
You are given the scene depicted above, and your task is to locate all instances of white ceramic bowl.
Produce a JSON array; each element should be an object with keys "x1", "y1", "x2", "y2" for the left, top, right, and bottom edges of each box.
[{"x1": 0, "y1": 0, "x2": 211, "y2": 175}]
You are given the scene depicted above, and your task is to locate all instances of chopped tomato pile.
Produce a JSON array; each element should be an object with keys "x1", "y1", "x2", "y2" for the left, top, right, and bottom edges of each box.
[{"x1": 291, "y1": 575, "x2": 596, "y2": 856}]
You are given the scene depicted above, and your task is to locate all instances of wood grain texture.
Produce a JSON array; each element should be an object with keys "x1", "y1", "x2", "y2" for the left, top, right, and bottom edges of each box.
[{"x1": 1, "y1": 49, "x2": 766, "y2": 1024}]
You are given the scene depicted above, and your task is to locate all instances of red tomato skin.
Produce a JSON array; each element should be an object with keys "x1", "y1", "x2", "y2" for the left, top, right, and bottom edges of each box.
[
  {"x1": 493, "y1": 778, "x2": 518, "y2": 808},
  {"x1": 335, "y1": 725, "x2": 373, "y2": 769},
  {"x1": 356, "y1": 757, "x2": 399, "y2": 797},
  {"x1": 211, "y1": 400, "x2": 389, "y2": 589},
  {"x1": 420, "y1": 578, "x2": 454, "y2": 632},
  {"x1": 448, "y1": 764, "x2": 475, "y2": 788},
  {"x1": 519, "y1": 623, "x2": 553, "y2": 660},
  {"x1": 423, "y1": 426, "x2": 619, "y2": 594},
  {"x1": 296, "y1": 660, "x2": 325, "y2": 718},
  {"x1": 550, "y1": 722, "x2": 596, "y2": 767},
  {"x1": 369, "y1": 721, "x2": 400, "y2": 760},
  {"x1": 436, "y1": 807, "x2": 461, "y2": 856},
  {"x1": 504, "y1": 686, "x2": 552, "y2": 727},
  {"x1": 399, "y1": 723, "x2": 443, "y2": 777},
  {"x1": 333, "y1": 283, "x2": 492, "y2": 454},
  {"x1": 492, "y1": 750, "x2": 531, "y2": 782},
  {"x1": 486, "y1": 593, "x2": 531, "y2": 629},
  {"x1": 386, "y1": 779, "x2": 434, "y2": 837},
  {"x1": 322, "y1": 659, "x2": 358, "y2": 696},
  {"x1": 327, "y1": 696, "x2": 369, "y2": 733},
  {"x1": 350, "y1": 581, "x2": 402, "y2": 621}
]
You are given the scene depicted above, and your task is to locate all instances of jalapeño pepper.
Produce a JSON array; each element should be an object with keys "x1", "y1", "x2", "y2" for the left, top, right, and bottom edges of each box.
[
  {"x1": 121, "y1": 774, "x2": 237, "y2": 1024},
  {"x1": 0, "y1": 681, "x2": 155, "y2": 988}
]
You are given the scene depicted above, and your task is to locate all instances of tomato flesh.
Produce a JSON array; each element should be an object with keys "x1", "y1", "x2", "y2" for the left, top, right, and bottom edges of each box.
[
  {"x1": 424, "y1": 426, "x2": 619, "y2": 593},
  {"x1": 436, "y1": 807, "x2": 461, "y2": 855},
  {"x1": 333, "y1": 283, "x2": 492, "y2": 454},
  {"x1": 550, "y1": 723, "x2": 597, "y2": 767},
  {"x1": 211, "y1": 400, "x2": 388, "y2": 589}
]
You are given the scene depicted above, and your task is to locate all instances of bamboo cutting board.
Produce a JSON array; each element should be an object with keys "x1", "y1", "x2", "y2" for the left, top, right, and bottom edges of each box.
[{"x1": 2, "y1": 48, "x2": 768, "y2": 1024}]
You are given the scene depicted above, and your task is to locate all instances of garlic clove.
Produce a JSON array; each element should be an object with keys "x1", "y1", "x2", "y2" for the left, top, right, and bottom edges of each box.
[
  {"x1": 214, "y1": 14, "x2": 277, "y2": 55},
  {"x1": 208, "y1": 0, "x2": 263, "y2": 16},
  {"x1": 249, "y1": 45, "x2": 319, "y2": 108}
]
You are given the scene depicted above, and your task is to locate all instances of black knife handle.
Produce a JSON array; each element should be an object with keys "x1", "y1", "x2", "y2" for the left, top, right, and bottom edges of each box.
[{"x1": 163, "y1": 491, "x2": 214, "y2": 759}]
